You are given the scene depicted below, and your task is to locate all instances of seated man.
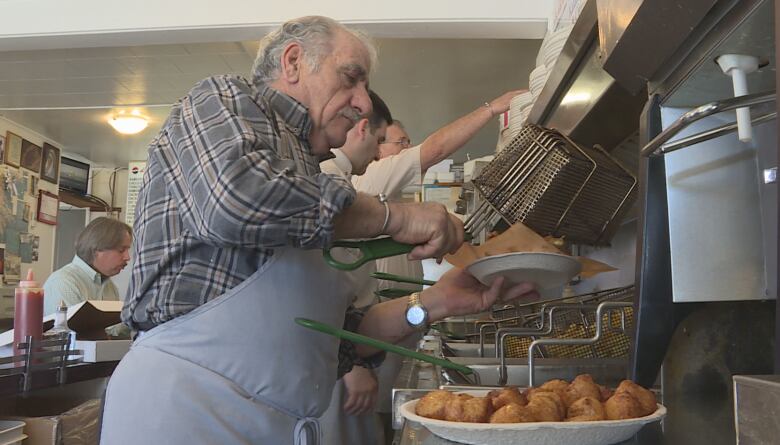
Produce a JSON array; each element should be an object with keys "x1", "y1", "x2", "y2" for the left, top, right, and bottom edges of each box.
[{"x1": 43, "y1": 216, "x2": 132, "y2": 315}]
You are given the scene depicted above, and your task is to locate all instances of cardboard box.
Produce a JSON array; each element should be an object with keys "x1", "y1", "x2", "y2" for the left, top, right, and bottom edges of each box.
[
  {"x1": 4, "y1": 398, "x2": 101, "y2": 445},
  {"x1": 0, "y1": 300, "x2": 124, "y2": 347},
  {"x1": 74, "y1": 340, "x2": 131, "y2": 363}
]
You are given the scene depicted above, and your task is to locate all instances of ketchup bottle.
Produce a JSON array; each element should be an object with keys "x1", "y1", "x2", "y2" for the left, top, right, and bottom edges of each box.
[{"x1": 13, "y1": 269, "x2": 44, "y2": 355}]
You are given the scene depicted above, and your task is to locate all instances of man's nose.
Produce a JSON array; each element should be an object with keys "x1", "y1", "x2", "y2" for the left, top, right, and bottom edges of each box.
[{"x1": 352, "y1": 86, "x2": 372, "y2": 116}]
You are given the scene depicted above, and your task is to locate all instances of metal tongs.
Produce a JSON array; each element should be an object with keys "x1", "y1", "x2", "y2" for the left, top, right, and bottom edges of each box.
[
  {"x1": 323, "y1": 234, "x2": 472, "y2": 271},
  {"x1": 294, "y1": 317, "x2": 474, "y2": 376}
]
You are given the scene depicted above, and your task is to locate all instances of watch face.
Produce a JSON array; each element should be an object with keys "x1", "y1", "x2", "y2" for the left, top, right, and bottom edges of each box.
[{"x1": 406, "y1": 306, "x2": 427, "y2": 326}]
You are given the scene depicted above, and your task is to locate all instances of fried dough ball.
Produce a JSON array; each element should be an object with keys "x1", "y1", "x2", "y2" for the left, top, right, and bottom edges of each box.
[
  {"x1": 598, "y1": 384, "x2": 615, "y2": 402},
  {"x1": 415, "y1": 390, "x2": 452, "y2": 420},
  {"x1": 565, "y1": 396, "x2": 606, "y2": 422},
  {"x1": 604, "y1": 392, "x2": 643, "y2": 420},
  {"x1": 615, "y1": 380, "x2": 657, "y2": 416},
  {"x1": 487, "y1": 386, "x2": 527, "y2": 411},
  {"x1": 564, "y1": 374, "x2": 602, "y2": 407},
  {"x1": 444, "y1": 394, "x2": 474, "y2": 422},
  {"x1": 527, "y1": 391, "x2": 564, "y2": 421},
  {"x1": 537, "y1": 379, "x2": 569, "y2": 401},
  {"x1": 489, "y1": 403, "x2": 536, "y2": 423},
  {"x1": 448, "y1": 395, "x2": 492, "y2": 423}
]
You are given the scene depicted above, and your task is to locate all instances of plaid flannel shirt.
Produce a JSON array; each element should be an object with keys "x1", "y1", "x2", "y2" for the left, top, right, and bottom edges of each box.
[{"x1": 122, "y1": 75, "x2": 377, "y2": 376}]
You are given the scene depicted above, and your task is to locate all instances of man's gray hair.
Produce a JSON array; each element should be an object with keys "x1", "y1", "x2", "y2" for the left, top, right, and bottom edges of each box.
[
  {"x1": 251, "y1": 16, "x2": 377, "y2": 84},
  {"x1": 75, "y1": 217, "x2": 132, "y2": 264},
  {"x1": 392, "y1": 119, "x2": 405, "y2": 130}
]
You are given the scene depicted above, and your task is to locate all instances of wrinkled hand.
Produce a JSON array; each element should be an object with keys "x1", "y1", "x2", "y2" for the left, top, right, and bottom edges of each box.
[
  {"x1": 489, "y1": 89, "x2": 528, "y2": 115},
  {"x1": 426, "y1": 267, "x2": 538, "y2": 318},
  {"x1": 386, "y1": 202, "x2": 464, "y2": 261},
  {"x1": 342, "y1": 365, "x2": 378, "y2": 416}
]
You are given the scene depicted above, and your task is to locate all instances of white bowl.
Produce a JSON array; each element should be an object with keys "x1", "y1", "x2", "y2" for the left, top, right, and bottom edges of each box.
[
  {"x1": 466, "y1": 252, "x2": 581, "y2": 290},
  {"x1": 401, "y1": 396, "x2": 666, "y2": 445}
]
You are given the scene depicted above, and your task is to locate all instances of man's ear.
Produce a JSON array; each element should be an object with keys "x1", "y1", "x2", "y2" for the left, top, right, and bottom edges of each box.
[
  {"x1": 355, "y1": 118, "x2": 370, "y2": 139},
  {"x1": 280, "y1": 43, "x2": 303, "y2": 83}
]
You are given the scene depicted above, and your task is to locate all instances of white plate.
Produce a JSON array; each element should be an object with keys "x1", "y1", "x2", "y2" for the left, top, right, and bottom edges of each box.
[
  {"x1": 400, "y1": 397, "x2": 666, "y2": 445},
  {"x1": 466, "y1": 252, "x2": 581, "y2": 290}
]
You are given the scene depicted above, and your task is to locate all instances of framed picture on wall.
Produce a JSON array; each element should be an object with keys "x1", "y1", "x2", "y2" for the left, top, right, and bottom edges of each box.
[
  {"x1": 40, "y1": 143, "x2": 60, "y2": 184},
  {"x1": 4, "y1": 131, "x2": 22, "y2": 168},
  {"x1": 20, "y1": 139, "x2": 42, "y2": 174},
  {"x1": 36, "y1": 190, "x2": 58, "y2": 225},
  {"x1": 0, "y1": 134, "x2": 5, "y2": 165}
]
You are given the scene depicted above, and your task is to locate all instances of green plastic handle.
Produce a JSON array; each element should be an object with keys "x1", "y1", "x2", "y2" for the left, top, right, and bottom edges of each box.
[
  {"x1": 370, "y1": 272, "x2": 436, "y2": 286},
  {"x1": 323, "y1": 233, "x2": 473, "y2": 271},
  {"x1": 294, "y1": 317, "x2": 474, "y2": 375},
  {"x1": 323, "y1": 237, "x2": 414, "y2": 271},
  {"x1": 374, "y1": 288, "x2": 415, "y2": 299}
]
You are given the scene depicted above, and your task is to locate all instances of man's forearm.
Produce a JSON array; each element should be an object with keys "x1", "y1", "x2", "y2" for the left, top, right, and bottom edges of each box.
[
  {"x1": 333, "y1": 193, "x2": 387, "y2": 239},
  {"x1": 419, "y1": 105, "x2": 493, "y2": 171},
  {"x1": 354, "y1": 288, "x2": 450, "y2": 356}
]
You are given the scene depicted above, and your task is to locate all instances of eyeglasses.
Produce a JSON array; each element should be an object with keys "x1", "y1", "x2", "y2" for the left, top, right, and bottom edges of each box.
[{"x1": 380, "y1": 138, "x2": 411, "y2": 148}]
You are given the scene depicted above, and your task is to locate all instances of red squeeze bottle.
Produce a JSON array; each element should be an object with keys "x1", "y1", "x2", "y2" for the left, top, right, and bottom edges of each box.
[{"x1": 13, "y1": 269, "x2": 44, "y2": 355}]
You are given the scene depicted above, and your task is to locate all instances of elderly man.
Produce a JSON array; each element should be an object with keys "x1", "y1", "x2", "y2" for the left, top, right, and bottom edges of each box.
[
  {"x1": 100, "y1": 16, "x2": 533, "y2": 445},
  {"x1": 43, "y1": 217, "x2": 131, "y2": 315}
]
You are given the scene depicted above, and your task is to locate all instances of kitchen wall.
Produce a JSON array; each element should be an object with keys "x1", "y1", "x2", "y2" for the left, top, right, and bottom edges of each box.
[{"x1": 0, "y1": 117, "x2": 59, "y2": 294}]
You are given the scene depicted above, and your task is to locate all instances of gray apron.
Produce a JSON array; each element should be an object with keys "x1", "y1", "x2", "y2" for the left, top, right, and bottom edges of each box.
[{"x1": 100, "y1": 247, "x2": 353, "y2": 444}]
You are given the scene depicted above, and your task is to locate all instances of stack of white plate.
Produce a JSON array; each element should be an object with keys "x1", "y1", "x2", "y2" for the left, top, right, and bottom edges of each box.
[
  {"x1": 507, "y1": 91, "x2": 533, "y2": 136},
  {"x1": 536, "y1": 24, "x2": 574, "y2": 69},
  {"x1": 529, "y1": 64, "x2": 552, "y2": 99}
]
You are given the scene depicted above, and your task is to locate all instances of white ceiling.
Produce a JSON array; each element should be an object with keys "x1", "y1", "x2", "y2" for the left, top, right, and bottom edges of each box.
[{"x1": 0, "y1": 38, "x2": 538, "y2": 166}]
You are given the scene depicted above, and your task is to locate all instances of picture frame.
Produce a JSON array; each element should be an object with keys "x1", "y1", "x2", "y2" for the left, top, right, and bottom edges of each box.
[
  {"x1": 0, "y1": 134, "x2": 5, "y2": 165},
  {"x1": 40, "y1": 143, "x2": 60, "y2": 184},
  {"x1": 4, "y1": 131, "x2": 22, "y2": 168},
  {"x1": 36, "y1": 190, "x2": 58, "y2": 225},
  {"x1": 20, "y1": 139, "x2": 42, "y2": 174}
]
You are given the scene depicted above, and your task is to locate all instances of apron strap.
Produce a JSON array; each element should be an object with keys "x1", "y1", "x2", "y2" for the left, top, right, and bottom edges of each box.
[{"x1": 294, "y1": 417, "x2": 321, "y2": 445}]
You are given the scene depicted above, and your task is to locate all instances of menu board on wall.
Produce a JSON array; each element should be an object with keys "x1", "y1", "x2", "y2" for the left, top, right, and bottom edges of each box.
[{"x1": 125, "y1": 161, "x2": 146, "y2": 228}]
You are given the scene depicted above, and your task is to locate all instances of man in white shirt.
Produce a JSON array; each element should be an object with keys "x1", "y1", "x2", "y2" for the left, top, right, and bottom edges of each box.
[
  {"x1": 43, "y1": 217, "x2": 132, "y2": 315},
  {"x1": 319, "y1": 90, "x2": 393, "y2": 445},
  {"x1": 352, "y1": 91, "x2": 523, "y2": 435},
  {"x1": 323, "y1": 89, "x2": 524, "y2": 443}
]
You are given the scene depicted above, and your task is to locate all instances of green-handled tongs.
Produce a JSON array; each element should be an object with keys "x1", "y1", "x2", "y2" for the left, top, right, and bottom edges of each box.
[
  {"x1": 370, "y1": 272, "x2": 436, "y2": 286},
  {"x1": 323, "y1": 234, "x2": 473, "y2": 271},
  {"x1": 323, "y1": 237, "x2": 413, "y2": 271},
  {"x1": 294, "y1": 317, "x2": 474, "y2": 375}
]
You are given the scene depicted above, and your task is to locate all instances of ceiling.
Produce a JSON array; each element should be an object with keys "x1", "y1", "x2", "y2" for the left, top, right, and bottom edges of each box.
[{"x1": 0, "y1": 38, "x2": 539, "y2": 166}]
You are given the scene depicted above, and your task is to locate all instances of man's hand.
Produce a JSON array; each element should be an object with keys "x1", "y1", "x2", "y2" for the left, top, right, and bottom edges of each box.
[
  {"x1": 342, "y1": 365, "x2": 378, "y2": 416},
  {"x1": 489, "y1": 90, "x2": 528, "y2": 116},
  {"x1": 385, "y1": 202, "x2": 464, "y2": 261},
  {"x1": 423, "y1": 267, "x2": 538, "y2": 321}
]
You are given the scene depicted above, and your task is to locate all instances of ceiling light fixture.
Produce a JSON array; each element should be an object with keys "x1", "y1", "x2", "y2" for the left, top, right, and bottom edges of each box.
[{"x1": 108, "y1": 109, "x2": 149, "y2": 135}]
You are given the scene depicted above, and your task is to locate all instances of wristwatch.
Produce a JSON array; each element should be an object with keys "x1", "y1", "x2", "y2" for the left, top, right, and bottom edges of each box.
[{"x1": 405, "y1": 292, "x2": 429, "y2": 330}]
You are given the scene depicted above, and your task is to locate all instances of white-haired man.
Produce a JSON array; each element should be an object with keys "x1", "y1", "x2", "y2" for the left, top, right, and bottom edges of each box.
[{"x1": 100, "y1": 16, "x2": 535, "y2": 445}]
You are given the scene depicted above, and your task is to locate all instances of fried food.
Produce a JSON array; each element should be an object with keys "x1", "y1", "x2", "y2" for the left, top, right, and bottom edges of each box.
[
  {"x1": 487, "y1": 386, "x2": 527, "y2": 411},
  {"x1": 444, "y1": 394, "x2": 492, "y2": 423},
  {"x1": 414, "y1": 378, "x2": 658, "y2": 424},
  {"x1": 615, "y1": 380, "x2": 657, "y2": 416},
  {"x1": 537, "y1": 379, "x2": 569, "y2": 401},
  {"x1": 566, "y1": 396, "x2": 606, "y2": 422},
  {"x1": 489, "y1": 403, "x2": 536, "y2": 423},
  {"x1": 604, "y1": 392, "x2": 643, "y2": 420},
  {"x1": 598, "y1": 384, "x2": 615, "y2": 402},
  {"x1": 527, "y1": 391, "x2": 564, "y2": 421},
  {"x1": 563, "y1": 374, "x2": 602, "y2": 407},
  {"x1": 415, "y1": 390, "x2": 452, "y2": 420}
]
